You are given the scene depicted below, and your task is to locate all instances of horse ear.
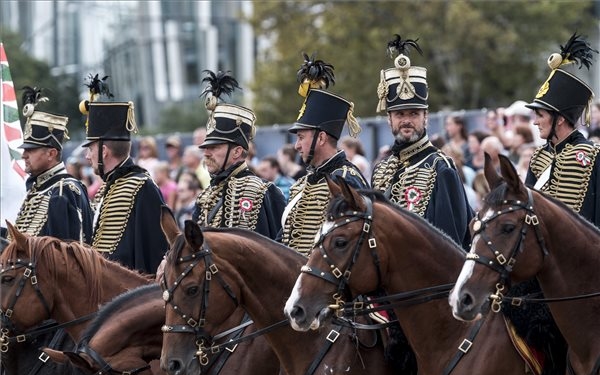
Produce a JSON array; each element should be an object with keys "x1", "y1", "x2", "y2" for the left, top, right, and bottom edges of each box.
[
  {"x1": 160, "y1": 206, "x2": 180, "y2": 246},
  {"x1": 184, "y1": 220, "x2": 204, "y2": 251},
  {"x1": 483, "y1": 152, "x2": 503, "y2": 190},
  {"x1": 498, "y1": 154, "x2": 524, "y2": 193},
  {"x1": 6, "y1": 221, "x2": 27, "y2": 249},
  {"x1": 325, "y1": 175, "x2": 342, "y2": 197},
  {"x1": 337, "y1": 177, "x2": 366, "y2": 211}
]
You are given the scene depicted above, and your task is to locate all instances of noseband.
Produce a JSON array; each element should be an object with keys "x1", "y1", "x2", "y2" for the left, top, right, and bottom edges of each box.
[
  {"x1": 300, "y1": 196, "x2": 382, "y2": 314},
  {"x1": 160, "y1": 236, "x2": 239, "y2": 365},
  {"x1": 467, "y1": 188, "x2": 548, "y2": 312}
]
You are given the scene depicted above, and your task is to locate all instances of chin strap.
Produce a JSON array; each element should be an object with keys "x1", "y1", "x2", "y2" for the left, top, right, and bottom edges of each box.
[
  {"x1": 217, "y1": 143, "x2": 233, "y2": 175},
  {"x1": 547, "y1": 113, "x2": 559, "y2": 146},
  {"x1": 305, "y1": 129, "x2": 320, "y2": 167},
  {"x1": 97, "y1": 140, "x2": 105, "y2": 178}
]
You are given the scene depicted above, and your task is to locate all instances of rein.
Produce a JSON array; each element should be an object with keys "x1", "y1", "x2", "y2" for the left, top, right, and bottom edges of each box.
[{"x1": 76, "y1": 344, "x2": 150, "y2": 375}]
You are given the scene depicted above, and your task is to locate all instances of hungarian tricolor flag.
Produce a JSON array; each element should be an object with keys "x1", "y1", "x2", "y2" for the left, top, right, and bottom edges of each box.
[{"x1": 1, "y1": 43, "x2": 26, "y2": 229}]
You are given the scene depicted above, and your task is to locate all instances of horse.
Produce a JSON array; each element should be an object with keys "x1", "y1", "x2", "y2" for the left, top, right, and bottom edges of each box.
[
  {"x1": 284, "y1": 177, "x2": 533, "y2": 375},
  {"x1": 159, "y1": 208, "x2": 393, "y2": 375},
  {"x1": 0, "y1": 222, "x2": 153, "y2": 375},
  {"x1": 42, "y1": 284, "x2": 165, "y2": 375},
  {"x1": 449, "y1": 153, "x2": 600, "y2": 375}
]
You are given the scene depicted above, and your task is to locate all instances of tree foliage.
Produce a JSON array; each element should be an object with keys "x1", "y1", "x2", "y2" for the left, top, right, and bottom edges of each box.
[
  {"x1": 1, "y1": 28, "x2": 83, "y2": 137},
  {"x1": 249, "y1": 1, "x2": 596, "y2": 125}
]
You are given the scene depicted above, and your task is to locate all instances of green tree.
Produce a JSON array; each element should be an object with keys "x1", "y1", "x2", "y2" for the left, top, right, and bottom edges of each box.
[
  {"x1": 249, "y1": 1, "x2": 596, "y2": 125},
  {"x1": 1, "y1": 28, "x2": 82, "y2": 137}
]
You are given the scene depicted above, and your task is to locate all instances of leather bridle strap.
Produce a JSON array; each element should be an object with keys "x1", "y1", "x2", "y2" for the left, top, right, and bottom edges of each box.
[{"x1": 77, "y1": 344, "x2": 151, "y2": 375}]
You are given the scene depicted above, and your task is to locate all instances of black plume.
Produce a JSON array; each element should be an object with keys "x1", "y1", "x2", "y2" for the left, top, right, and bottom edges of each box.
[
  {"x1": 296, "y1": 52, "x2": 335, "y2": 88},
  {"x1": 21, "y1": 86, "x2": 47, "y2": 105},
  {"x1": 560, "y1": 32, "x2": 598, "y2": 70},
  {"x1": 84, "y1": 73, "x2": 114, "y2": 98},
  {"x1": 200, "y1": 70, "x2": 241, "y2": 99},
  {"x1": 387, "y1": 34, "x2": 423, "y2": 59}
]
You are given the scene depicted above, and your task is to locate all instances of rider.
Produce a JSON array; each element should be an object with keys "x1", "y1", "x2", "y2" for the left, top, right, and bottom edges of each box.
[
  {"x1": 371, "y1": 35, "x2": 473, "y2": 250},
  {"x1": 193, "y1": 70, "x2": 286, "y2": 239},
  {"x1": 81, "y1": 74, "x2": 169, "y2": 274},
  {"x1": 280, "y1": 53, "x2": 369, "y2": 255}
]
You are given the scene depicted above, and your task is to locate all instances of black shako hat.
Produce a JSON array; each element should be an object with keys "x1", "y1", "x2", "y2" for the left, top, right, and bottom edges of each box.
[
  {"x1": 19, "y1": 86, "x2": 69, "y2": 150},
  {"x1": 289, "y1": 52, "x2": 361, "y2": 139},
  {"x1": 526, "y1": 32, "x2": 597, "y2": 126}
]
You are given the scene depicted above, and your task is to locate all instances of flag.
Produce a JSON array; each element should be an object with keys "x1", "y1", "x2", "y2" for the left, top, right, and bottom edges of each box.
[{"x1": 0, "y1": 42, "x2": 26, "y2": 229}]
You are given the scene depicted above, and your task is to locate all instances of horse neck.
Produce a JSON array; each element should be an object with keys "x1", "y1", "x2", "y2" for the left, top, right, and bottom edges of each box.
[
  {"x1": 532, "y1": 196, "x2": 600, "y2": 359},
  {"x1": 51, "y1": 256, "x2": 151, "y2": 340},
  {"x1": 89, "y1": 296, "x2": 164, "y2": 359},
  {"x1": 376, "y1": 205, "x2": 476, "y2": 367},
  {"x1": 207, "y1": 233, "x2": 327, "y2": 375}
]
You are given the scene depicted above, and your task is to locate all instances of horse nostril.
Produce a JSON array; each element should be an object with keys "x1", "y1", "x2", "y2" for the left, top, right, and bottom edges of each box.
[
  {"x1": 167, "y1": 359, "x2": 183, "y2": 374},
  {"x1": 291, "y1": 305, "x2": 306, "y2": 322},
  {"x1": 460, "y1": 291, "x2": 474, "y2": 307}
]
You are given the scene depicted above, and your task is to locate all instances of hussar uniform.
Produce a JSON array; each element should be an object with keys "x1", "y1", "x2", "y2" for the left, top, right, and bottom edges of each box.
[
  {"x1": 15, "y1": 99, "x2": 93, "y2": 243},
  {"x1": 83, "y1": 101, "x2": 168, "y2": 274},
  {"x1": 372, "y1": 42, "x2": 472, "y2": 249},
  {"x1": 282, "y1": 83, "x2": 368, "y2": 255},
  {"x1": 194, "y1": 85, "x2": 285, "y2": 240}
]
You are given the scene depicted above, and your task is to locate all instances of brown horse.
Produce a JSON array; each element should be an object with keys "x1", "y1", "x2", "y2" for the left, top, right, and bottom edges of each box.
[
  {"x1": 159, "y1": 209, "x2": 393, "y2": 375},
  {"x1": 284, "y1": 177, "x2": 532, "y2": 375},
  {"x1": 42, "y1": 284, "x2": 165, "y2": 375},
  {"x1": 450, "y1": 154, "x2": 600, "y2": 375},
  {"x1": 0, "y1": 222, "x2": 153, "y2": 374}
]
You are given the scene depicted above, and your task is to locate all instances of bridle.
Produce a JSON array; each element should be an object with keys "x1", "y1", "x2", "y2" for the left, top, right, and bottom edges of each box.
[
  {"x1": 160, "y1": 235, "x2": 240, "y2": 366},
  {"x1": 0, "y1": 254, "x2": 52, "y2": 352},
  {"x1": 467, "y1": 187, "x2": 548, "y2": 312},
  {"x1": 300, "y1": 196, "x2": 382, "y2": 314}
]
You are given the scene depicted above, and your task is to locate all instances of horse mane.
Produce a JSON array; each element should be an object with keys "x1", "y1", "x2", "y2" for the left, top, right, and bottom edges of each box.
[
  {"x1": 484, "y1": 181, "x2": 600, "y2": 236},
  {"x1": 329, "y1": 189, "x2": 466, "y2": 254},
  {"x1": 167, "y1": 226, "x2": 306, "y2": 263},
  {"x1": 78, "y1": 284, "x2": 161, "y2": 345}
]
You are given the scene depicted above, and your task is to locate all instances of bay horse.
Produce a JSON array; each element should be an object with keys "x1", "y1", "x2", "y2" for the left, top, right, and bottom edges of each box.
[
  {"x1": 450, "y1": 154, "x2": 600, "y2": 375},
  {"x1": 159, "y1": 209, "x2": 393, "y2": 375},
  {"x1": 284, "y1": 177, "x2": 532, "y2": 375},
  {"x1": 0, "y1": 222, "x2": 153, "y2": 375},
  {"x1": 42, "y1": 284, "x2": 165, "y2": 375}
]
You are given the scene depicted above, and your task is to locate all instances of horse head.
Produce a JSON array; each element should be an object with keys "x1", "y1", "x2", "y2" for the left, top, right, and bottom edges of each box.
[
  {"x1": 285, "y1": 176, "x2": 388, "y2": 331},
  {"x1": 159, "y1": 208, "x2": 242, "y2": 375},
  {"x1": 0, "y1": 222, "x2": 56, "y2": 334},
  {"x1": 450, "y1": 153, "x2": 548, "y2": 321}
]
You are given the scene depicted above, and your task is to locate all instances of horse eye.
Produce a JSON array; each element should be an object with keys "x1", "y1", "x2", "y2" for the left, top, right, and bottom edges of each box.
[
  {"x1": 1, "y1": 275, "x2": 14, "y2": 284},
  {"x1": 186, "y1": 286, "x2": 200, "y2": 297},
  {"x1": 501, "y1": 223, "x2": 516, "y2": 234},
  {"x1": 334, "y1": 237, "x2": 348, "y2": 248}
]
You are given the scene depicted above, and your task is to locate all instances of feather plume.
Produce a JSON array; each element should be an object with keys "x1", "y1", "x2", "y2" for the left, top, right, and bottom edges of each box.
[
  {"x1": 84, "y1": 73, "x2": 114, "y2": 100},
  {"x1": 200, "y1": 70, "x2": 241, "y2": 100},
  {"x1": 387, "y1": 34, "x2": 423, "y2": 59},
  {"x1": 559, "y1": 32, "x2": 598, "y2": 69},
  {"x1": 296, "y1": 52, "x2": 335, "y2": 89},
  {"x1": 21, "y1": 86, "x2": 48, "y2": 106}
]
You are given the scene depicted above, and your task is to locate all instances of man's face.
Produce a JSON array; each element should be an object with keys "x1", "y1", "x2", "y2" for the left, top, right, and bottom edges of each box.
[
  {"x1": 388, "y1": 108, "x2": 427, "y2": 142},
  {"x1": 532, "y1": 109, "x2": 553, "y2": 140},
  {"x1": 256, "y1": 160, "x2": 276, "y2": 181},
  {"x1": 203, "y1": 143, "x2": 235, "y2": 174},
  {"x1": 294, "y1": 129, "x2": 316, "y2": 164},
  {"x1": 85, "y1": 141, "x2": 101, "y2": 175},
  {"x1": 22, "y1": 147, "x2": 54, "y2": 176}
]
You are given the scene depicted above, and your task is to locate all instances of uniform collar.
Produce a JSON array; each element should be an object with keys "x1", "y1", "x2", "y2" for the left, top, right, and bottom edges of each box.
[
  {"x1": 391, "y1": 133, "x2": 433, "y2": 160},
  {"x1": 552, "y1": 130, "x2": 586, "y2": 153},
  {"x1": 210, "y1": 161, "x2": 248, "y2": 186},
  {"x1": 27, "y1": 162, "x2": 66, "y2": 190}
]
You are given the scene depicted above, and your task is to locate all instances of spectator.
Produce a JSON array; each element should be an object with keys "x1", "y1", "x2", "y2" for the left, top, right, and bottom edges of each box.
[
  {"x1": 181, "y1": 145, "x2": 210, "y2": 189},
  {"x1": 136, "y1": 136, "x2": 160, "y2": 179},
  {"x1": 444, "y1": 114, "x2": 471, "y2": 165},
  {"x1": 508, "y1": 124, "x2": 534, "y2": 164},
  {"x1": 164, "y1": 135, "x2": 185, "y2": 181},
  {"x1": 480, "y1": 135, "x2": 506, "y2": 171},
  {"x1": 153, "y1": 161, "x2": 178, "y2": 209},
  {"x1": 277, "y1": 143, "x2": 306, "y2": 180},
  {"x1": 466, "y1": 130, "x2": 490, "y2": 171},
  {"x1": 173, "y1": 171, "x2": 201, "y2": 229},
  {"x1": 256, "y1": 155, "x2": 295, "y2": 201},
  {"x1": 340, "y1": 136, "x2": 371, "y2": 181}
]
